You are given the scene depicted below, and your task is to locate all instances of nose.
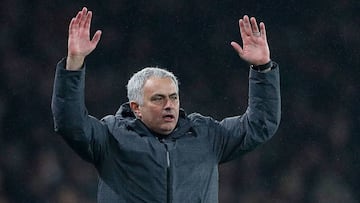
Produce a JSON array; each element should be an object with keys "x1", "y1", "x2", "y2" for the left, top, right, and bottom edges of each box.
[{"x1": 164, "y1": 98, "x2": 173, "y2": 110}]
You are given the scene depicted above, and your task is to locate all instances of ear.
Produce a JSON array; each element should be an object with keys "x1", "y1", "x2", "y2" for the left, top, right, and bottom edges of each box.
[{"x1": 130, "y1": 101, "x2": 142, "y2": 118}]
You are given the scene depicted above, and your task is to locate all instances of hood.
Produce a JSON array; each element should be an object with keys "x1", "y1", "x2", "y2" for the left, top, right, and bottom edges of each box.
[
  {"x1": 115, "y1": 102, "x2": 193, "y2": 138},
  {"x1": 115, "y1": 102, "x2": 136, "y2": 119},
  {"x1": 115, "y1": 102, "x2": 187, "y2": 119}
]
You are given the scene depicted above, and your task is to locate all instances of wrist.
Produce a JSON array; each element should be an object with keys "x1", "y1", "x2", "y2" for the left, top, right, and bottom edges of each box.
[
  {"x1": 66, "y1": 55, "x2": 85, "y2": 70},
  {"x1": 250, "y1": 60, "x2": 273, "y2": 72}
]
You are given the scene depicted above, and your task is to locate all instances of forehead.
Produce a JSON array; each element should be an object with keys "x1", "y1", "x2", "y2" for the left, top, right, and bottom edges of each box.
[{"x1": 143, "y1": 77, "x2": 178, "y2": 94}]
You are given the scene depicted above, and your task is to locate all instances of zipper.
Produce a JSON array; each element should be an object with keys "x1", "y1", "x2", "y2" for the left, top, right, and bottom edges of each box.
[
  {"x1": 164, "y1": 143, "x2": 171, "y2": 203},
  {"x1": 166, "y1": 147, "x2": 170, "y2": 168},
  {"x1": 160, "y1": 139, "x2": 171, "y2": 203}
]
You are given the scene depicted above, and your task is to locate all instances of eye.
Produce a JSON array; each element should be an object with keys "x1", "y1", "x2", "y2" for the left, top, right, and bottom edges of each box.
[
  {"x1": 169, "y1": 95, "x2": 178, "y2": 101},
  {"x1": 151, "y1": 96, "x2": 164, "y2": 102}
]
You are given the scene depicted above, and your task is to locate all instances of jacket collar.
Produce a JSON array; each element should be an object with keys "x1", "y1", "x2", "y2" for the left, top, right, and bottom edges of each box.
[{"x1": 116, "y1": 102, "x2": 194, "y2": 138}]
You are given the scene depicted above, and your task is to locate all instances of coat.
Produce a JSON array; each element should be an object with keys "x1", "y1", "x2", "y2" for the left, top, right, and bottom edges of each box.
[{"x1": 51, "y1": 58, "x2": 281, "y2": 202}]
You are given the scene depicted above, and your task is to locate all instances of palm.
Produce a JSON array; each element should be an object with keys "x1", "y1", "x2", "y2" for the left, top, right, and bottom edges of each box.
[
  {"x1": 241, "y1": 35, "x2": 269, "y2": 64},
  {"x1": 68, "y1": 25, "x2": 94, "y2": 57}
]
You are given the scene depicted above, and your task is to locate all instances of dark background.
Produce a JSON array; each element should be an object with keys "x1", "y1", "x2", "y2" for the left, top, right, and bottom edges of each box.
[{"x1": 1, "y1": 0, "x2": 359, "y2": 202}]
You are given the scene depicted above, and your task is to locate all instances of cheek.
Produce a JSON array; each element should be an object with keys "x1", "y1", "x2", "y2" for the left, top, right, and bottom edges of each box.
[{"x1": 141, "y1": 107, "x2": 161, "y2": 119}]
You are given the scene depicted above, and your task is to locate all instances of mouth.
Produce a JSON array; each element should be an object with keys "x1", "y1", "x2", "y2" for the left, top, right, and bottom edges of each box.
[{"x1": 163, "y1": 114, "x2": 175, "y2": 122}]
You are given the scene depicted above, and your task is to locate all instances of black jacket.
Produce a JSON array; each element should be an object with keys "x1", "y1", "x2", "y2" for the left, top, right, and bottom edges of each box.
[{"x1": 51, "y1": 58, "x2": 281, "y2": 202}]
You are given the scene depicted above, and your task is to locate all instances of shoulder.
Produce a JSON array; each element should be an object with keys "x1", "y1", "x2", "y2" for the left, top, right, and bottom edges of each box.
[
  {"x1": 187, "y1": 112, "x2": 218, "y2": 127},
  {"x1": 101, "y1": 115, "x2": 130, "y2": 133}
]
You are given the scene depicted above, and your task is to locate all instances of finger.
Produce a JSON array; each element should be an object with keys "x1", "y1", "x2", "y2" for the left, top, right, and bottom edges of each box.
[
  {"x1": 85, "y1": 11, "x2": 93, "y2": 32},
  {"x1": 68, "y1": 18, "x2": 76, "y2": 35},
  {"x1": 91, "y1": 30, "x2": 102, "y2": 47},
  {"x1": 242, "y1": 15, "x2": 252, "y2": 36},
  {"x1": 74, "y1": 10, "x2": 81, "y2": 23},
  {"x1": 239, "y1": 19, "x2": 247, "y2": 41},
  {"x1": 250, "y1": 17, "x2": 259, "y2": 33},
  {"x1": 230, "y1": 41, "x2": 244, "y2": 56},
  {"x1": 259, "y1": 22, "x2": 267, "y2": 41},
  {"x1": 69, "y1": 9, "x2": 83, "y2": 35},
  {"x1": 79, "y1": 7, "x2": 88, "y2": 28}
]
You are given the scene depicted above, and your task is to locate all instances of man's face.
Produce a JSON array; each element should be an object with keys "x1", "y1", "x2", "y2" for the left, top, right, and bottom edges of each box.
[{"x1": 133, "y1": 77, "x2": 179, "y2": 135}]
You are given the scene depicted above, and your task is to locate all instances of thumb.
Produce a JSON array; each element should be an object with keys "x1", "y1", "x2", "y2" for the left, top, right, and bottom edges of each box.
[
  {"x1": 91, "y1": 30, "x2": 102, "y2": 47},
  {"x1": 230, "y1": 41, "x2": 244, "y2": 57}
]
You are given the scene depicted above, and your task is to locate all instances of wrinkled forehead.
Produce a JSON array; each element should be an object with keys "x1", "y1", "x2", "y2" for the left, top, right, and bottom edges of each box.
[{"x1": 143, "y1": 76, "x2": 179, "y2": 94}]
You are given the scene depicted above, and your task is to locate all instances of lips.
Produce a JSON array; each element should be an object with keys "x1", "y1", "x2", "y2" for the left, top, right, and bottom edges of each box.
[{"x1": 163, "y1": 114, "x2": 175, "y2": 121}]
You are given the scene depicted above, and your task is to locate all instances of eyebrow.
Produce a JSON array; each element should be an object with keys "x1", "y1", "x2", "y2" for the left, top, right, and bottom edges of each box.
[
  {"x1": 169, "y1": 93, "x2": 178, "y2": 97},
  {"x1": 152, "y1": 93, "x2": 178, "y2": 98}
]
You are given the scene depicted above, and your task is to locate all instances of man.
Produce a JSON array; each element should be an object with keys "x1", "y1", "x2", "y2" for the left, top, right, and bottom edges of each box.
[{"x1": 51, "y1": 7, "x2": 281, "y2": 203}]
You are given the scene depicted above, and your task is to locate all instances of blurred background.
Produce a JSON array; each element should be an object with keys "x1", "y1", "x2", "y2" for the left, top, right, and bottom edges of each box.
[{"x1": 1, "y1": 0, "x2": 360, "y2": 202}]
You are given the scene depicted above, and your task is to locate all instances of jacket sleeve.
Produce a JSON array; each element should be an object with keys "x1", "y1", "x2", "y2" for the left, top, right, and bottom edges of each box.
[
  {"x1": 216, "y1": 62, "x2": 281, "y2": 163},
  {"x1": 51, "y1": 58, "x2": 109, "y2": 164}
]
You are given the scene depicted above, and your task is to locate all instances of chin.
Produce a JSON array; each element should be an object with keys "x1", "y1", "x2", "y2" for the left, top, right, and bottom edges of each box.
[{"x1": 160, "y1": 127, "x2": 175, "y2": 134}]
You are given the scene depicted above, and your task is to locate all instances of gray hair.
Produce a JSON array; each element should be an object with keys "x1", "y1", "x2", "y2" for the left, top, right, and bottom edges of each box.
[{"x1": 127, "y1": 67, "x2": 179, "y2": 105}]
